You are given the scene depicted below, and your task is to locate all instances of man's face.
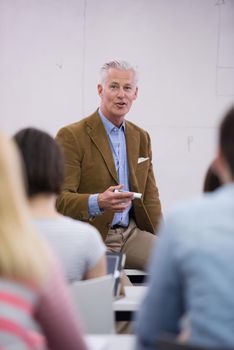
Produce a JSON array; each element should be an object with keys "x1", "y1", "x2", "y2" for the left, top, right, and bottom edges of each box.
[{"x1": 98, "y1": 68, "x2": 138, "y2": 126}]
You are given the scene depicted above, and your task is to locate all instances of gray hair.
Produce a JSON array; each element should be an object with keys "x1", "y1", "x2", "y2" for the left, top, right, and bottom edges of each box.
[{"x1": 100, "y1": 59, "x2": 138, "y2": 85}]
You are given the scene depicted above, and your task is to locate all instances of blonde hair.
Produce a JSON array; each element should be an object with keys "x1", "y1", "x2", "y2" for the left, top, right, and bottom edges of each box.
[{"x1": 0, "y1": 133, "x2": 48, "y2": 286}]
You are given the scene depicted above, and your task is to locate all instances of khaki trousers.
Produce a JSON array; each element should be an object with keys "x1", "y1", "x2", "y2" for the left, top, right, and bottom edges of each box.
[{"x1": 105, "y1": 219, "x2": 156, "y2": 270}]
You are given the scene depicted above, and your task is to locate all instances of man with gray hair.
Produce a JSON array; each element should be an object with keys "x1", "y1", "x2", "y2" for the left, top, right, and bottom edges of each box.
[{"x1": 56, "y1": 59, "x2": 162, "y2": 271}]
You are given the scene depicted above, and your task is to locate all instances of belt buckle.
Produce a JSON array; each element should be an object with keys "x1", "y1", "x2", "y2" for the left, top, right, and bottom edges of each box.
[{"x1": 111, "y1": 224, "x2": 123, "y2": 230}]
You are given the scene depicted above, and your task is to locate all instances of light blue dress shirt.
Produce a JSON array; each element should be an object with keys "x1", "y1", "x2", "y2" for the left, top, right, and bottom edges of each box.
[
  {"x1": 136, "y1": 183, "x2": 234, "y2": 349},
  {"x1": 88, "y1": 109, "x2": 130, "y2": 227}
]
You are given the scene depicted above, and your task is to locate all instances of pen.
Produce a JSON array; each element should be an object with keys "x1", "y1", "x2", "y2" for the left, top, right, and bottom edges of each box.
[{"x1": 114, "y1": 189, "x2": 142, "y2": 199}]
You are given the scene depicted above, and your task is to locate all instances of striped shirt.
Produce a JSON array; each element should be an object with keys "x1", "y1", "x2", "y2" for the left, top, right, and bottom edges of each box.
[{"x1": 0, "y1": 250, "x2": 87, "y2": 350}]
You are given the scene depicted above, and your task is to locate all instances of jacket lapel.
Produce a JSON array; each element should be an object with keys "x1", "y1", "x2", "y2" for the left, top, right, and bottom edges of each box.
[
  {"x1": 125, "y1": 122, "x2": 140, "y2": 191},
  {"x1": 86, "y1": 113, "x2": 118, "y2": 183}
]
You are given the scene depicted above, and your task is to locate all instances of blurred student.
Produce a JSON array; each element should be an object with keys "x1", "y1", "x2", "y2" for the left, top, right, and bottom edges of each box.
[
  {"x1": 136, "y1": 106, "x2": 234, "y2": 349},
  {"x1": 0, "y1": 133, "x2": 87, "y2": 350},
  {"x1": 14, "y1": 127, "x2": 106, "y2": 282},
  {"x1": 203, "y1": 163, "x2": 221, "y2": 192}
]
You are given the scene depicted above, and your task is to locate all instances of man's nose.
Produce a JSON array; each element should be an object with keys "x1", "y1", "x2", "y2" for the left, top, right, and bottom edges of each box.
[{"x1": 117, "y1": 87, "x2": 125, "y2": 97}]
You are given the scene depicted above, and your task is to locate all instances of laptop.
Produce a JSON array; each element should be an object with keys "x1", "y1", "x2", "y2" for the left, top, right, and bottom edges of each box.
[{"x1": 106, "y1": 252, "x2": 126, "y2": 298}]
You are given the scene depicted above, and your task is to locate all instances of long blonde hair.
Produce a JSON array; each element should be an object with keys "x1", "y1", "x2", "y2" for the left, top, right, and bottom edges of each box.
[{"x1": 0, "y1": 133, "x2": 48, "y2": 286}]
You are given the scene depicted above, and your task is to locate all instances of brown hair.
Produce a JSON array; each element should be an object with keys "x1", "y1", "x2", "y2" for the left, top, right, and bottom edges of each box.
[
  {"x1": 14, "y1": 127, "x2": 64, "y2": 197},
  {"x1": 203, "y1": 165, "x2": 221, "y2": 192},
  {"x1": 219, "y1": 106, "x2": 234, "y2": 178}
]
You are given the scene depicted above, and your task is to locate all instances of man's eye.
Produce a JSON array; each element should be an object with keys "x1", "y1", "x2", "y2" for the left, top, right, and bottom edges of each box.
[
  {"x1": 125, "y1": 86, "x2": 132, "y2": 90},
  {"x1": 110, "y1": 85, "x2": 118, "y2": 89}
]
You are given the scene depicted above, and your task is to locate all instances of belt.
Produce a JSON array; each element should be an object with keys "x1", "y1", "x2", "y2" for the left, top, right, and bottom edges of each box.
[{"x1": 110, "y1": 224, "x2": 127, "y2": 230}]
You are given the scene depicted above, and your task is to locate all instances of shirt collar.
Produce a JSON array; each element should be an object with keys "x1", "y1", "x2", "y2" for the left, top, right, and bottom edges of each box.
[{"x1": 98, "y1": 108, "x2": 125, "y2": 136}]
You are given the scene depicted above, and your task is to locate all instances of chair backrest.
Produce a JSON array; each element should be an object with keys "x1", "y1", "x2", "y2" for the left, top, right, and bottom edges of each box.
[
  {"x1": 70, "y1": 274, "x2": 115, "y2": 334},
  {"x1": 158, "y1": 338, "x2": 234, "y2": 350}
]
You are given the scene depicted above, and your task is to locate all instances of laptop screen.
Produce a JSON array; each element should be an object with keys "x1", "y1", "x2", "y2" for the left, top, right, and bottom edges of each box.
[{"x1": 106, "y1": 252, "x2": 126, "y2": 297}]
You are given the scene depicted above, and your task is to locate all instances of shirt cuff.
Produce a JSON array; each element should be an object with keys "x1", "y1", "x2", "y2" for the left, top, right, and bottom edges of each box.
[{"x1": 88, "y1": 194, "x2": 103, "y2": 216}]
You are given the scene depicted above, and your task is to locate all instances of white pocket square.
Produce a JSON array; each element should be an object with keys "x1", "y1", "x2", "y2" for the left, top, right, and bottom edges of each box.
[{"x1": 138, "y1": 157, "x2": 149, "y2": 164}]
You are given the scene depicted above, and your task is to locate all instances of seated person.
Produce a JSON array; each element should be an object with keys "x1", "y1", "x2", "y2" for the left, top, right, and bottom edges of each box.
[
  {"x1": 203, "y1": 163, "x2": 221, "y2": 192},
  {"x1": 0, "y1": 133, "x2": 87, "y2": 350},
  {"x1": 136, "y1": 106, "x2": 234, "y2": 349},
  {"x1": 14, "y1": 127, "x2": 106, "y2": 282}
]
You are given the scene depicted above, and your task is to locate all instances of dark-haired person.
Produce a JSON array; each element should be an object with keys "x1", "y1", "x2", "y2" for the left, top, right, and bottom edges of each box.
[
  {"x1": 14, "y1": 127, "x2": 106, "y2": 282},
  {"x1": 136, "y1": 106, "x2": 234, "y2": 349},
  {"x1": 203, "y1": 163, "x2": 221, "y2": 192}
]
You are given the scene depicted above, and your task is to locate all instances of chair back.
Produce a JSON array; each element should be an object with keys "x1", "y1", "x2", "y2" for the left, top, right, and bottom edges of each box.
[{"x1": 70, "y1": 274, "x2": 115, "y2": 334}]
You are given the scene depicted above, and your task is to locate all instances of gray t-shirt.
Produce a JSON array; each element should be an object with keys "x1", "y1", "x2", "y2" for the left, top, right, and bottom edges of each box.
[{"x1": 34, "y1": 216, "x2": 106, "y2": 282}]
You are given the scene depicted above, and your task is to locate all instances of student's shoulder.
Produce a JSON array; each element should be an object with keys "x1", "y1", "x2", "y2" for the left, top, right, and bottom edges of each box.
[
  {"x1": 166, "y1": 194, "x2": 207, "y2": 217},
  {"x1": 59, "y1": 216, "x2": 103, "y2": 240},
  {"x1": 163, "y1": 193, "x2": 219, "y2": 235}
]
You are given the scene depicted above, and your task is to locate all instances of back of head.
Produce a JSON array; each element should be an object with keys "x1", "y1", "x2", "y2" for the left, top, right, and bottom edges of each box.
[
  {"x1": 219, "y1": 106, "x2": 234, "y2": 179},
  {"x1": 100, "y1": 59, "x2": 138, "y2": 85},
  {"x1": 0, "y1": 133, "x2": 48, "y2": 284},
  {"x1": 203, "y1": 164, "x2": 221, "y2": 193},
  {"x1": 14, "y1": 127, "x2": 64, "y2": 198}
]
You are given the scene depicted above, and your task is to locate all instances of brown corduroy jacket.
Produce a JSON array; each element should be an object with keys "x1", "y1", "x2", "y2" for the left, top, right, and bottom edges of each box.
[{"x1": 55, "y1": 111, "x2": 162, "y2": 240}]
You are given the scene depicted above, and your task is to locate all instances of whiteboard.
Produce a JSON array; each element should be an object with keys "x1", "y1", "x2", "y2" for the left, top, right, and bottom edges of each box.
[{"x1": 0, "y1": 0, "x2": 233, "y2": 211}]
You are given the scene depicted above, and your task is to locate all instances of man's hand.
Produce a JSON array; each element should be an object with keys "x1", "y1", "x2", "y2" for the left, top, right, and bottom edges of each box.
[{"x1": 98, "y1": 185, "x2": 134, "y2": 213}]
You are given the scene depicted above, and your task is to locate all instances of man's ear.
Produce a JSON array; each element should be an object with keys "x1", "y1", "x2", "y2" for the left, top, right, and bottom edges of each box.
[
  {"x1": 133, "y1": 86, "x2": 138, "y2": 100},
  {"x1": 97, "y1": 84, "x2": 103, "y2": 97},
  {"x1": 213, "y1": 150, "x2": 232, "y2": 184}
]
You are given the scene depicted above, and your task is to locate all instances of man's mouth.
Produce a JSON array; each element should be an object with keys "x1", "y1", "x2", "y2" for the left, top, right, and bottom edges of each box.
[{"x1": 116, "y1": 102, "x2": 126, "y2": 107}]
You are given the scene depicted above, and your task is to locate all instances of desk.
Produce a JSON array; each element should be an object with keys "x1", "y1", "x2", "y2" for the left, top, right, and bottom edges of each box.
[
  {"x1": 86, "y1": 334, "x2": 135, "y2": 350},
  {"x1": 113, "y1": 286, "x2": 147, "y2": 321}
]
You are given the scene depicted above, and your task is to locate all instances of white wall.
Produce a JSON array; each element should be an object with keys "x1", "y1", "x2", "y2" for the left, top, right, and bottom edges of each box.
[{"x1": 0, "y1": 0, "x2": 233, "y2": 211}]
